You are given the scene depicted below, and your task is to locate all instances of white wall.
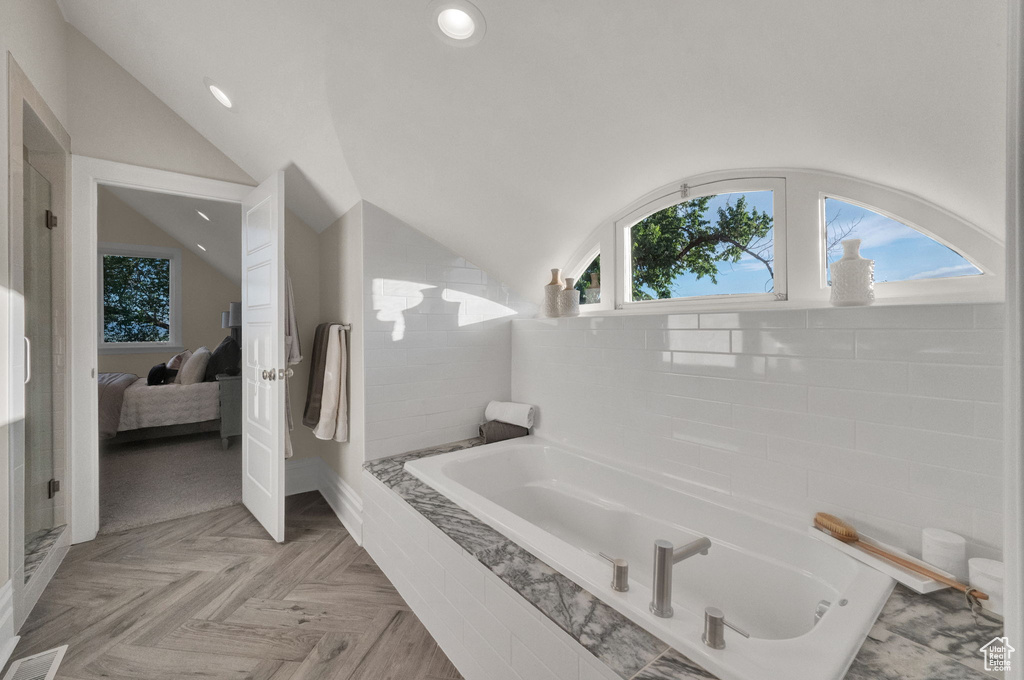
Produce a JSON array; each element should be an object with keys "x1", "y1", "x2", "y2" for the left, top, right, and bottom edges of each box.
[
  {"x1": 66, "y1": 25, "x2": 253, "y2": 186},
  {"x1": 316, "y1": 203, "x2": 365, "y2": 490},
  {"x1": 284, "y1": 208, "x2": 323, "y2": 461},
  {"x1": 513, "y1": 304, "x2": 1004, "y2": 560},
  {"x1": 362, "y1": 202, "x2": 536, "y2": 460}
]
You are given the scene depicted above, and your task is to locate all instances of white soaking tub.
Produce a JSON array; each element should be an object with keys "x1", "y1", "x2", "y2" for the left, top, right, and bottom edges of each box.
[{"x1": 405, "y1": 437, "x2": 894, "y2": 680}]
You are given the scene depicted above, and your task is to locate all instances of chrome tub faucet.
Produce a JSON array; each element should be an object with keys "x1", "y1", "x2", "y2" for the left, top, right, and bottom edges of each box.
[{"x1": 650, "y1": 537, "x2": 711, "y2": 618}]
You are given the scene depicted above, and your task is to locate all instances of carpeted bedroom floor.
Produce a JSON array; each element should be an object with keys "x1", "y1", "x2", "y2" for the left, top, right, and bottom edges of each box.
[{"x1": 100, "y1": 432, "x2": 241, "y2": 534}]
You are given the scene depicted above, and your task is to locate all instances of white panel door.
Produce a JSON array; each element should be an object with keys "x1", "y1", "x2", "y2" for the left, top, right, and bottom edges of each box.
[{"x1": 241, "y1": 171, "x2": 286, "y2": 542}]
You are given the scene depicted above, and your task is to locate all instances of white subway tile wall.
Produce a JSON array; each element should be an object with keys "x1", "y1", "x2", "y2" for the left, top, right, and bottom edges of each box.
[
  {"x1": 511, "y1": 304, "x2": 1004, "y2": 560},
  {"x1": 362, "y1": 208, "x2": 535, "y2": 459}
]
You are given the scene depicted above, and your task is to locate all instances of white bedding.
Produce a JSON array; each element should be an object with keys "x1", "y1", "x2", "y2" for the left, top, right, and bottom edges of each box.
[{"x1": 117, "y1": 378, "x2": 220, "y2": 432}]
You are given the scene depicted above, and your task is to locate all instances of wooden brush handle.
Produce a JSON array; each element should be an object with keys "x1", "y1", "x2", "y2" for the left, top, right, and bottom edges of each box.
[{"x1": 856, "y1": 541, "x2": 988, "y2": 600}]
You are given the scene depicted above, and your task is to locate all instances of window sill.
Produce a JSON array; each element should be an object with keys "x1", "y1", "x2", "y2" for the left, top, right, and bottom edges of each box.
[
  {"x1": 98, "y1": 344, "x2": 184, "y2": 355},
  {"x1": 570, "y1": 290, "x2": 1003, "y2": 318}
]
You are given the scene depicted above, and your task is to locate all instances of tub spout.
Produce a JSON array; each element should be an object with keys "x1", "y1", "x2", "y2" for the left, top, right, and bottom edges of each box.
[{"x1": 650, "y1": 537, "x2": 712, "y2": 618}]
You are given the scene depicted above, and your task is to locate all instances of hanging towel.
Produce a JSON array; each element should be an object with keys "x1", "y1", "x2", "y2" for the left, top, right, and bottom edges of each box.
[
  {"x1": 284, "y1": 271, "x2": 303, "y2": 458},
  {"x1": 484, "y1": 400, "x2": 536, "y2": 429},
  {"x1": 313, "y1": 324, "x2": 349, "y2": 442},
  {"x1": 303, "y1": 323, "x2": 333, "y2": 428}
]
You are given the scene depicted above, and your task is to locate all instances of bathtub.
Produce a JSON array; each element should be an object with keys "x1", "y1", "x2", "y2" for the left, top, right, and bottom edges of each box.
[{"x1": 405, "y1": 437, "x2": 894, "y2": 680}]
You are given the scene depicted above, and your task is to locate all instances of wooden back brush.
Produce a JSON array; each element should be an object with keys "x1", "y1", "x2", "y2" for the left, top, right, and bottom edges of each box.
[{"x1": 813, "y1": 512, "x2": 988, "y2": 601}]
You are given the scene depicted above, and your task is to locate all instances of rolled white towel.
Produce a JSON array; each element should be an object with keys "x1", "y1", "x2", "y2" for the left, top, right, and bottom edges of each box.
[
  {"x1": 485, "y1": 400, "x2": 536, "y2": 429},
  {"x1": 922, "y1": 528, "x2": 967, "y2": 581}
]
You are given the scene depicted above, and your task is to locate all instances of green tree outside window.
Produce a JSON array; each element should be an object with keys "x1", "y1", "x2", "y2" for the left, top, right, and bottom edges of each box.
[{"x1": 103, "y1": 255, "x2": 171, "y2": 342}]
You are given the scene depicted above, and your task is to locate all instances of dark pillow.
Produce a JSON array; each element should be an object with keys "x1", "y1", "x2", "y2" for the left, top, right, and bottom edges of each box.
[
  {"x1": 205, "y1": 335, "x2": 242, "y2": 382},
  {"x1": 163, "y1": 369, "x2": 178, "y2": 384},
  {"x1": 147, "y1": 363, "x2": 168, "y2": 386}
]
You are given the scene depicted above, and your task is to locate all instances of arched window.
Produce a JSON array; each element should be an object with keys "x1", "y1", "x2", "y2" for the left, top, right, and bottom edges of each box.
[
  {"x1": 564, "y1": 169, "x2": 1000, "y2": 311},
  {"x1": 824, "y1": 197, "x2": 981, "y2": 283}
]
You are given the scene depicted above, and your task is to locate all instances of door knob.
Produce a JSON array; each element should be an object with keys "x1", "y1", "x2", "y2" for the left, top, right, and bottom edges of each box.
[{"x1": 278, "y1": 368, "x2": 294, "y2": 379}]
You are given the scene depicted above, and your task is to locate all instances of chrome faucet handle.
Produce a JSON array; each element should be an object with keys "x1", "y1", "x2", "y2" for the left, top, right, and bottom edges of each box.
[
  {"x1": 702, "y1": 607, "x2": 749, "y2": 649},
  {"x1": 598, "y1": 552, "x2": 629, "y2": 592}
]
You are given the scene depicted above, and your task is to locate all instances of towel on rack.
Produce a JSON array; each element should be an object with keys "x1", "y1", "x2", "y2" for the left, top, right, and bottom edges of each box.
[
  {"x1": 313, "y1": 324, "x2": 349, "y2": 442},
  {"x1": 303, "y1": 323, "x2": 332, "y2": 428}
]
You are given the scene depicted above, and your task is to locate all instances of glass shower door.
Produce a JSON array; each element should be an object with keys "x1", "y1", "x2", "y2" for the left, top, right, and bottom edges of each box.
[{"x1": 23, "y1": 161, "x2": 55, "y2": 554}]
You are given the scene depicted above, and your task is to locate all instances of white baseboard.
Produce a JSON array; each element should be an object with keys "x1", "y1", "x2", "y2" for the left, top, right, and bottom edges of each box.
[
  {"x1": 286, "y1": 457, "x2": 363, "y2": 545},
  {"x1": 0, "y1": 580, "x2": 18, "y2": 668}
]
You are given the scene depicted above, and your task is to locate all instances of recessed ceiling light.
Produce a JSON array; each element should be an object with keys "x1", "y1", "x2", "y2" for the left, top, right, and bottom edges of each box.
[
  {"x1": 428, "y1": 1, "x2": 485, "y2": 46},
  {"x1": 438, "y1": 8, "x2": 474, "y2": 39},
  {"x1": 197, "y1": 244, "x2": 207, "y2": 251},
  {"x1": 197, "y1": 210, "x2": 210, "y2": 221},
  {"x1": 203, "y1": 77, "x2": 234, "y2": 109}
]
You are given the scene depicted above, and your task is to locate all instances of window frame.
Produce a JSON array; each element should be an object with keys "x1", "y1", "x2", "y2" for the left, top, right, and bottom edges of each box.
[
  {"x1": 97, "y1": 241, "x2": 183, "y2": 354},
  {"x1": 563, "y1": 168, "x2": 1002, "y2": 314},
  {"x1": 616, "y1": 177, "x2": 787, "y2": 311}
]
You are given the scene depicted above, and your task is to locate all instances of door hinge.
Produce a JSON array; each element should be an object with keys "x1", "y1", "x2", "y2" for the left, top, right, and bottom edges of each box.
[
  {"x1": 48, "y1": 478, "x2": 60, "y2": 499},
  {"x1": 45, "y1": 209, "x2": 57, "y2": 230}
]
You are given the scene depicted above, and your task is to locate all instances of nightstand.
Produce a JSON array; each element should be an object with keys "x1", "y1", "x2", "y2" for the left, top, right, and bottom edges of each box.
[{"x1": 216, "y1": 373, "x2": 242, "y2": 449}]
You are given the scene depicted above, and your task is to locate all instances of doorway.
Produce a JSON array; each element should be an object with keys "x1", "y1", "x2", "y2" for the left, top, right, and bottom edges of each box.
[
  {"x1": 93, "y1": 185, "x2": 244, "y2": 533},
  {"x1": 68, "y1": 158, "x2": 290, "y2": 546}
]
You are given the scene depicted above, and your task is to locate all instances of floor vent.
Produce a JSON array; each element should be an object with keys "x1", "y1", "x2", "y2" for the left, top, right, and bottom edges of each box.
[{"x1": 2, "y1": 645, "x2": 67, "y2": 680}]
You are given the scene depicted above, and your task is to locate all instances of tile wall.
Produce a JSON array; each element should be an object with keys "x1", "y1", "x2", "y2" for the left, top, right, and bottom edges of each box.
[
  {"x1": 512, "y1": 304, "x2": 1004, "y2": 559},
  {"x1": 362, "y1": 203, "x2": 535, "y2": 459}
]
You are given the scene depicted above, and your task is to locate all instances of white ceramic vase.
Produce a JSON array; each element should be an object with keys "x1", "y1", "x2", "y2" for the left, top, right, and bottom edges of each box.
[
  {"x1": 584, "y1": 272, "x2": 601, "y2": 304},
  {"x1": 543, "y1": 269, "x2": 563, "y2": 317},
  {"x1": 830, "y1": 239, "x2": 875, "y2": 307},
  {"x1": 559, "y1": 277, "x2": 581, "y2": 317}
]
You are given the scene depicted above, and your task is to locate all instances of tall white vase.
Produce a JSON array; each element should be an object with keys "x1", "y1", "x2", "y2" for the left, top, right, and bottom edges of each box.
[
  {"x1": 830, "y1": 239, "x2": 875, "y2": 307},
  {"x1": 543, "y1": 269, "x2": 563, "y2": 318}
]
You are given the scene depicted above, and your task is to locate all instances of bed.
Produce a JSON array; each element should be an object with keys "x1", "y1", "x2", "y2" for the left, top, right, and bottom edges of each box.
[{"x1": 99, "y1": 373, "x2": 221, "y2": 443}]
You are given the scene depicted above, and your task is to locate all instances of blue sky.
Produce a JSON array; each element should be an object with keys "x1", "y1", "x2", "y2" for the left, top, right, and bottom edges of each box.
[{"x1": 635, "y1": 192, "x2": 979, "y2": 299}]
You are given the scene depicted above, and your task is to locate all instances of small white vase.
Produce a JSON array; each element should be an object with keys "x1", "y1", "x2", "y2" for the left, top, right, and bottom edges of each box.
[
  {"x1": 559, "y1": 277, "x2": 581, "y2": 317},
  {"x1": 830, "y1": 239, "x2": 875, "y2": 307},
  {"x1": 543, "y1": 268, "x2": 563, "y2": 317},
  {"x1": 584, "y1": 272, "x2": 601, "y2": 304}
]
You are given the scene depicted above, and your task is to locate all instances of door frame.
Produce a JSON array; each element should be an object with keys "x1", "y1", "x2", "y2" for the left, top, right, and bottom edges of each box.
[{"x1": 68, "y1": 156, "x2": 252, "y2": 544}]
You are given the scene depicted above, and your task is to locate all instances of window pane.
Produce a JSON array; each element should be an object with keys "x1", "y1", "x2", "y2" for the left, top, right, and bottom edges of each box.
[
  {"x1": 630, "y1": 191, "x2": 774, "y2": 301},
  {"x1": 575, "y1": 254, "x2": 601, "y2": 305},
  {"x1": 103, "y1": 255, "x2": 171, "y2": 343},
  {"x1": 825, "y1": 198, "x2": 981, "y2": 283}
]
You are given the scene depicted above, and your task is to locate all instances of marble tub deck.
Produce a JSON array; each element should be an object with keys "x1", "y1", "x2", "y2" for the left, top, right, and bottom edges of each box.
[{"x1": 365, "y1": 438, "x2": 1004, "y2": 680}]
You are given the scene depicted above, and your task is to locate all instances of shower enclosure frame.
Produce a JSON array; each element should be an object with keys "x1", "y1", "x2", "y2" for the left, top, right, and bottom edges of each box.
[{"x1": 5, "y1": 54, "x2": 72, "y2": 635}]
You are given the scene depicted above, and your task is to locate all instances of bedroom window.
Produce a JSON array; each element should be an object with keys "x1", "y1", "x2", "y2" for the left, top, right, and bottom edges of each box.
[
  {"x1": 624, "y1": 178, "x2": 786, "y2": 305},
  {"x1": 98, "y1": 242, "x2": 183, "y2": 354}
]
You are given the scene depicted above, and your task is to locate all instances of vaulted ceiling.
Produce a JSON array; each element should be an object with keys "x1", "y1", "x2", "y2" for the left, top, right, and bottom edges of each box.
[
  {"x1": 105, "y1": 186, "x2": 242, "y2": 285},
  {"x1": 58, "y1": 0, "x2": 1007, "y2": 299}
]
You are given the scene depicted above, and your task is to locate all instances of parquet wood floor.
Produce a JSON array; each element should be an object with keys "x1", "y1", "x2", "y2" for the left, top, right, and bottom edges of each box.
[{"x1": 8, "y1": 493, "x2": 462, "y2": 680}]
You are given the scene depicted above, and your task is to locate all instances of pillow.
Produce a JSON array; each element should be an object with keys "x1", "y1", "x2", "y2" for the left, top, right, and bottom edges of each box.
[
  {"x1": 204, "y1": 336, "x2": 242, "y2": 382},
  {"x1": 178, "y1": 346, "x2": 211, "y2": 385},
  {"x1": 167, "y1": 349, "x2": 192, "y2": 371},
  {"x1": 147, "y1": 363, "x2": 168, "y2": 386},
  {"x1": 168, "y1": 349, "x2": 193, "y2": 382}
]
